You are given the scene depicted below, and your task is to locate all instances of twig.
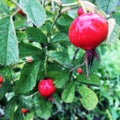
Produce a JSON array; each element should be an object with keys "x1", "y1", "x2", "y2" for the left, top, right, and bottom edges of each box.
[
  {"x1": 61, "y1": 6, "x2": 78, "y2": 13},
  {"x1": 62, "y1": 2, "x2": 78, "y2": 7},
  {"x1": 71, "y1": 48, "x2": 79, "y2": 63},
  {"x1": 70, "y1": 61, "x2": 85, "y2": 72},
  {"x1": 69, "y1": 48, "x2": 79, "y2": 80},
  {"x1": 11, "y1": 8, "x2": 20, "y2": 17},
  {"x1": 51, "y1": 6, "x2": 62, "y2": 33}
]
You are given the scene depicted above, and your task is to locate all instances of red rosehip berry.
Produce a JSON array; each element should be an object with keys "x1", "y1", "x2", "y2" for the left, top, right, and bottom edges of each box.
[
  {"x1": 38, "y1": 79, "x2": 56, "y2": 97},
  {"x1": 77, "y1": 68, "x2": 83, "y2": 74},
  {"x1": 21, "y1": 108, "x2": 28, "y2": 114},
  {"x1": 68, "y1": 13, "x2": 108, "y2": 67},
  {"x1": 0, "y1": 76, "x2": 3, "y2": 84},
  {"x1": 77, "y1": 7, "x2": 84, "y2": 16},
  {"x1": 68, "y1": 13, "x2": 108, "y2": 50}
]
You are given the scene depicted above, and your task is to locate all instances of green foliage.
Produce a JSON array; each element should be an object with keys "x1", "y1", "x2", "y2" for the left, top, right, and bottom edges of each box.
[
  {"x1": 0, "y1": 0, "x2": 120, "y2": 120},
  {"x1": 51, "y1": 32, "x2": 69, "y2": 43},
  {"x1": 0, "y1": 16, "x2": 19, "y2": 65},
  {"x1": 0, "y1": 81, "x2": 12, "y2": 100},
  {"x1": 56, "y1": 14, "x2": 73, "y2": 32},
  {"x1": 78, "y1": 86, "x2": 98, "y2": 110},
  {"x1": 113, "y1": 11, "x2": 120, "y2": 26},
  {"x1": 48, "y1": 70, "x2": 69, "y2": 88},
  {"x1": 14, "y1": 62, "x2": 40, "y2": 94},
  {"x1": 96, "y1": 0, "x2": 119, "y2": 13},
  {"x1": 77, "y1": 74, "x2": 100, "y2": 86},
  {"x1": 19, "y1": 0, "x2": 46, "y2": 27},
  {"x1": 33, "y1": 94, "x2": 52, "y2": 119},
  {"x1": 19, "y1": 42, "x2": 42, "y2": 58},
  {"x1": 62, "y1": 81, "x2": 75, "y2": 103},
  {"x1": 107, "y1": 18, "x2": 120, "y2": 43},
  {"x1": 26, "y1": 27, "x2": 47, "y2": 43},
  {"x1": 47, "y1": 50, "x2": 71, "y2": 67}
]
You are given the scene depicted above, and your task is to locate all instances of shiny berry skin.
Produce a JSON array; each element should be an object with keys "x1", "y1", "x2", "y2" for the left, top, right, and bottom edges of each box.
[
  {"x1": 77, "y1": 7, "x2": 84, "y2": 16},
  {"x1": 0, "y1": 76, "x2": 3, "y2": 84},
  {"x1": 38, "y1": 79, "x2": 56, "y2": 97},
  {"x1": 77, "y1": 68, "x2": 83, "y2": 74},
  {"x1": 68, "y1": 13, "x2": 108, "y2": 50},
  {"x1": 21, "y1": 108, "x2": 28, "y2": 114}
]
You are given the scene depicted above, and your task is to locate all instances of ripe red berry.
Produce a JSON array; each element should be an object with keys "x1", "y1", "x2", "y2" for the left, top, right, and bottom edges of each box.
[
  {"x1": 68, "y1": 13, "x2": 108, "y2": 50},
  {"x1": 0, "y1": 76, "x2": 3, "y2": 84},
  {"x1": 77, "y1": 7, "x2": 84, "y2": 16},
  {"x1": 68, "y1": 13, "x2": 108, "y2": 67},
  {"x1": 21, "y1": 108, "x2": 28, "y2": 114},
  {"x1": 38, "y1": 79, "x2": 56, "y2": 97},
  {"x1": 17, "y1": 9, "x2": 26, "y2": 16},
  {"x1": 77, "y1": 68, "x2": 83, "y2": 74}
]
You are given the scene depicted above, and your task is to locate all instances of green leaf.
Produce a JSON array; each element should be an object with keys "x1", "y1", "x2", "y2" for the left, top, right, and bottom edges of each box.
[
  {"x1": 14, "y1": 62, "x2": 40, "y2": 94},
  {"x1": 0, "y1": 16, "x2": 19, "y2": 66},
  {"x1": 40, "y1": 21, "x2": 52, "y2": 35},
  {"x1": 5, "y1": 97, "x2": 16, "y2": 120},
  {"x1": 56, "y1": 14, "x2": 73, "y2": 32},
  {"x1": 78, "y1": 86, "x2": 98, "y2": 110},
  {"x1": 57, "y1": 14, "x2": 73, "y2": 26},
  {"x1": 16, "y1": 95, "x2": 33, "y2": 109},
  {"x1": 26, "y1": 27, "x2": 47, "y2": 43},
  {"x1": 14, "y1": 18, "x2": 27, "y2": 30},
  {"x1": 0, "y1": 67, "x2": 14, "y2": 80},
  {"x1": 20, "y1": 0, "x2": 46, "y2": 27},
  {"x1": 24, "y1": 112, "x2": 34, "y2": 120},
  {"x1": 113, "y1": 12, "x2": 120, "y2": 26},
  {"x1": 48, "y1": 70, "x2": 69, "y2": 88},
  {"x1": 105, "y1": 109, "x2": 113, "y2": 120},
  {"x1": 62, "y1": 81, "x2": 75, "y2": 103},
  {"x1": 107, "y1": 19, "x2": 119, "y2": 43},
  {"x1": 0, "y1": 0, "x2": 9, "y2": 14},
  {"x1": 76, "y1": 74, "x2": 100, "y2": 86},
  {"x1": 17, "y1": 31, "x2": 27, "y2": 42},
  {"x1": 33, "y1": 94, "x2": 52, "y2": 119},
  {"x1": 19, "y1": 42, "x2": 42, "y2": 58},
  {"x1": 0, "y1": 81, "x2": 12, "y2": 100},
  {"x1": 96, "y1": 0, "x2": 119, "y2": 13},
  {"x1": 47, "y1": 50, "x2": 71, "y2": 67},
  {"x1": 13, "y1": 109, "x2": 24, "y2": 120},
  {"x1": 51, "y1": 32, "x2": 69, "y2": 43}
]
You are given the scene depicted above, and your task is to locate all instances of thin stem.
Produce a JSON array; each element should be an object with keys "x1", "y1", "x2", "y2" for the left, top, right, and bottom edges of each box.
[
  {"x1": 71, "y1": 48, "x2": 79, "y2": 63},
  {"x1": 10, "y1": 0, "x2": 23, "y2": 17},
  {"x1": 85, "y1": 53, "x2": 89, "y2": 77},
  {"x1": 51, "y1": 6, "x2": 62, "y2": 33},
  {"x1": 44, "y1": 45, "x2": 48, "y2": 77},
  {"x1": 11, "y1": 8, "x2": 20, "y2": 17},
  {"x1": 62, "y1": 2, "x2": 78, "y2": 7},
  {"x1": 61, "y1": 6, "x2": 78, "y2": 13},
  {"x1": 44, "y1": 56, "x2": 47, "y2": 77},
  {"x1": 69, "y1": 48, "x2": 79, "y2": 80},
  {"x1": 85, "y1": 59, "x2": 89, "y2": 77},
  {"x1": 70, "y1": 61, "x2": 85, "y2": 72}
]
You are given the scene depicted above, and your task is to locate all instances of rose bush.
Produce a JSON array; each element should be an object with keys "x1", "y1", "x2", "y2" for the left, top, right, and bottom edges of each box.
[{"x1": 0, "y1": 0, "x2": 120, "y2": 120}]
